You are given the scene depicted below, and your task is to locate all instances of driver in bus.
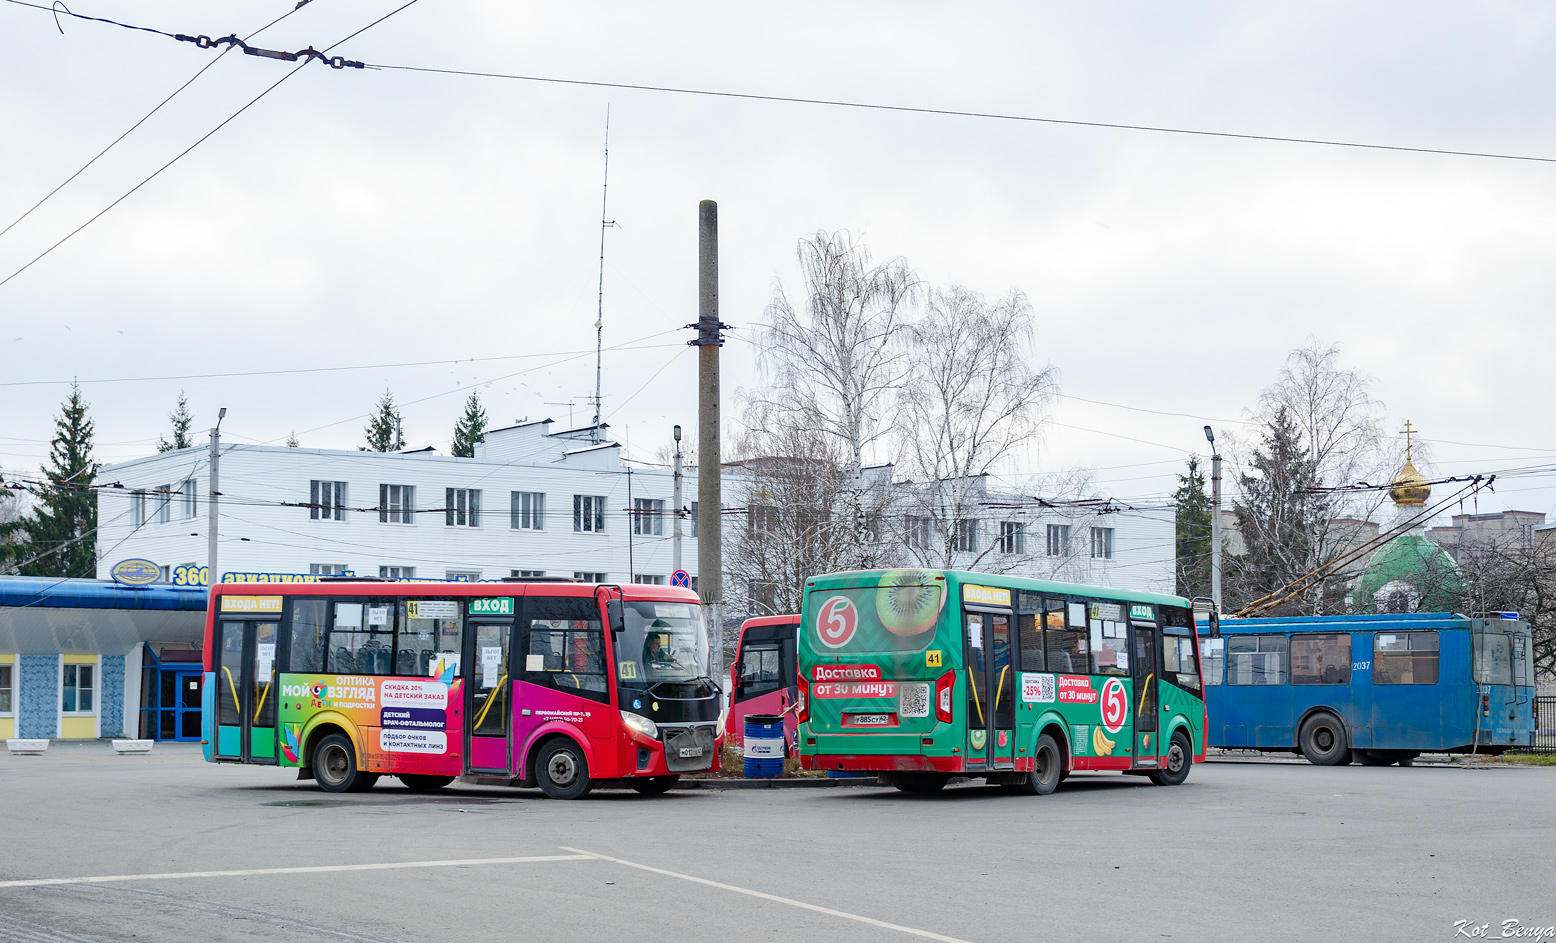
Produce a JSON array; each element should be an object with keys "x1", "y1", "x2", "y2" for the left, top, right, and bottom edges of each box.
[{"x1": 645, "y1": 632, "x2": 674, "y2": 666}]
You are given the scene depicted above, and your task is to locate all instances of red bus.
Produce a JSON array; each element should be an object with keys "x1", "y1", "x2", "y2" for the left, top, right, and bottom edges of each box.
[
  {"x1": 724, "y1": 614, "x2": 800, "y2": 747},
  {"x1": 202, "y1": 578, "x2": 722, "y2": 798}
]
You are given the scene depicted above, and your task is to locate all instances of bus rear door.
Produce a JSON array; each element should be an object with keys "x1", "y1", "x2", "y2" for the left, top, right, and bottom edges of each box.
[{"x1": 214, "y1": 615, "x2": 280, "y2": 763}]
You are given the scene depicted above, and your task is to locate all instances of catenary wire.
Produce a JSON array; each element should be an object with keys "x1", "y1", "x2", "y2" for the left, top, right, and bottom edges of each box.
[
  {"x1": 0, "y1": 0, "x2": 419, "y2": 291},
  {"x1": 0, "y1": 0, "x2": 316, "y2": 242}
]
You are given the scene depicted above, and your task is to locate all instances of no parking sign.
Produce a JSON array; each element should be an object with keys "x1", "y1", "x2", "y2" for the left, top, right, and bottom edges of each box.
[{"x1": 671, "y1": 569, "x2": 691, "y2": 588}]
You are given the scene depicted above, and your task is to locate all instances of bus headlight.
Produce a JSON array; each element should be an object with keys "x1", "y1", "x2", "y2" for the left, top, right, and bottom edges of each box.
[{"x1": 620, "y1": 711, "x2": 658, "y2": 739}]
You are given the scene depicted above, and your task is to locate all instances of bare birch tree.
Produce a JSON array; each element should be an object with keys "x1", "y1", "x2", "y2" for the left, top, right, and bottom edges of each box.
[
  {"x1": 895, "y1": 286, "x2": 1056, "y2": 570},
  {"x1": 756, "y1": 231, "x2": 917, "y2": 567}
]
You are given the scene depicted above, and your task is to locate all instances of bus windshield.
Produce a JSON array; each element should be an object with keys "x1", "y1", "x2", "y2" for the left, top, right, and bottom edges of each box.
[{"x1": 620, "y1": 601, "x2": 709, "y2": 684}]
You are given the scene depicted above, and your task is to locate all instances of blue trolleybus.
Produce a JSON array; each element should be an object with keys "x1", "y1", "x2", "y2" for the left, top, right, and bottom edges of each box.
[{"x1": 1202, "y1": 612, "x2": 1535, "y2": 765}]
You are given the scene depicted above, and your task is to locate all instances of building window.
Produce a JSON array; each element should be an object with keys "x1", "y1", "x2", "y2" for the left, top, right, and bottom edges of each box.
[
  {"x1": 574, "y1": 495, "x2": 606, "y2": 533},
  {"x1": 1000, "y1": 522, "x2": 1026, "y2": 554},
  {"x1": 446, "y1": 488, "x2": 481, "y2": 527},
  {"x1": 131, "y1": 491, "x2": 147, "y2": 527},
  {"x1": 749, "y1": 504, "x2": 778, "y2": 535},
  {"x1": 446, "y1": 570, "x2": 481, "y2": 581},
  {"x1": 511, "y1": 491, "x2": 545, "y2": 530},
  {"x1": 154, "y1": 483, "x2": 172, "y2": 524},
  {"x1": 634, "y1": 574, "x2": 665, "y2": 585},
  {"x1": 634, "y1": 498, "x2": 665, "y2": 536},
  {"x1": 905, "y1": 516, "x2": 931, "y2": 550},
  {"x1": 751, "y1": 579, "x2": 780, "y2": 613},
  {"x1": 954, "y1": 519, "x2": 979, "y2": 553},
  {"x1": 62, "y1": 664, "x2": 94, "y2": 713},
  {"x1": 689, "y1": 501, "x2": 698, "y2": 537},
  {"x1": 574, "y1": 571, "x2": 607, "y2": 582},
  {"x1": 511, "y1": 569, "x2": 546, "y2": 578},
  {"x1": 310, "y1": 480, "x2": 347, "y2": 521},
  {"x1": 179, "y1": 479, "x2": 197, "y2": 520},
  {"x1": 1046, "y1": 524, "x2": 1070, "y2": 556},
  {"x1": 380, "y1": 566, "x2": 415, "y2": 579},
  {"x1": 1090, "y1": 526, "x2": 1114, "y2": 560},
  {"x1": 309, "y1": 564, "x2": 349, "y2": 576},
  {"x1": 380, "y1": 484, "x2": 415, "y2": 524},
  {"x1": 0, "y1": 663, "x2": 12, "y2": 713}
]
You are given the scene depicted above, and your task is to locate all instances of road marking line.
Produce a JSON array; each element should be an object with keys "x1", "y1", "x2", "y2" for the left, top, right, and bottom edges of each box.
[
  {"x1": 0, "y1": 855, "x2": 591, "y2": 889},
  {"x1": 560, "y1": 846, "x2": 974, "y2": 943}
]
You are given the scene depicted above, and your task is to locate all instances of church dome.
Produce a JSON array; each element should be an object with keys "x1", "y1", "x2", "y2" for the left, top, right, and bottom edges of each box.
[{"x1": 1388, "y1": 458, "x2": 1431, "y2": 507}]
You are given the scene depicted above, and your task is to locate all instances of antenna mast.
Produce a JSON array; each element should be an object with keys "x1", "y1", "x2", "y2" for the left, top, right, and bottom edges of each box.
[{"x1": 592, "y1": 107, "x2": 615, "y2": 444}]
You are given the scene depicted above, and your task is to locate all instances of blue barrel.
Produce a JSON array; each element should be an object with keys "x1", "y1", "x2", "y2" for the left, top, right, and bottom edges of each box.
[{"x1": 743, "y1": 714, "x2": 785, "y2": 778}]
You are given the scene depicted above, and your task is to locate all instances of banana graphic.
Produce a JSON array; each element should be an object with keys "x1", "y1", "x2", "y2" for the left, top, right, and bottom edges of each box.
[{"x1": 1092, "y1": 726, "x2": 1116, "y2": 756}]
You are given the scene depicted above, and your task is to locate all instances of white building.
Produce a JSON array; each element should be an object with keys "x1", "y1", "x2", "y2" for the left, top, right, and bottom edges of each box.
[{"x1": 95, "y1": 421, "x2": 697, "y2": 586}]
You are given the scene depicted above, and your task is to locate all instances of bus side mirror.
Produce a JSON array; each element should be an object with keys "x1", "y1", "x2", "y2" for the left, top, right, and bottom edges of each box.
[
  {"x1": 1192, "y1": 597, "x2": 1220, "y2": 637},
  {"x1": 606, "y1": 599, "x2": 625, "y2": 633}
]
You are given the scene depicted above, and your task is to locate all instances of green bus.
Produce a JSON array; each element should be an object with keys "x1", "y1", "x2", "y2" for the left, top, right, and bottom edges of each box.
[{"x1": 796, "y1": 569, "x2": 1207, "y2": 794}]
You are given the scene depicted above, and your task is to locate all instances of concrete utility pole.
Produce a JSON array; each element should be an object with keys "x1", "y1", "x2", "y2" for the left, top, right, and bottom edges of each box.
[
  {"x1": 1204, "y1": 425, "x2": 1223, "y2": 613},
  {"x1": 672, "y1": 424, "x2": 683, "y2": 574},
  {"x1": 208, "y1": 408, "x2": 226, "y2": 588},
  {"x1": 694, "y1": 200, "x2": 729, "y2": 689}
]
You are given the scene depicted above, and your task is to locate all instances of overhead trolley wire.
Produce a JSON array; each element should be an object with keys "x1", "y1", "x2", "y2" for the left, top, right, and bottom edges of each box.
[{"x1": 0, "y1": 0, "x2": 420, "y2": 291}]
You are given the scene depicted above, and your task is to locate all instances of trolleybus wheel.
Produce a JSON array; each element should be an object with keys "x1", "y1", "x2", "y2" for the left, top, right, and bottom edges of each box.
[
  {"x1": 627, "y1": 775, "x2": 680, "y2": 795},
  {"x1": 1149, "y1": 731, "x2": 1193, "y2": 786},
  {"x1": 536, "y1": 738, "x2": 593, "y2": 800},
  {"x1": 399, "y1": 774, "x2": 455, "y2": 792},
  {"x1": 1010, "y1": 733, "x2": 1063, "y2": 796},
  {"x1": 1398, "y1": 753, "x2": 1417, "y2": 766},
  {"x1": 313, "y1": 733, "x2": 365, "y2": 793},
  {"x1": 1358, "y1": 750, "x2": 1393, "y2": 766},
  {"x1": 893, "y1": 773, "x2": 949, "y2": 794},
  {"x1": 1299, "y1": 712, "x2": 1351, "y2": 766}
]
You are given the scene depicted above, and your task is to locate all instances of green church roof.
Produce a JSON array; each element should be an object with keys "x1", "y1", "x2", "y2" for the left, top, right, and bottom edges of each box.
[{"x1": 1350, "y1": 533, "x2": 1465, "y2": 613}]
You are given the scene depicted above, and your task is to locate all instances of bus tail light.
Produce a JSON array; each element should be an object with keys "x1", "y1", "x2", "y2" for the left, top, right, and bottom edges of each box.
[
  {"x1": 935, "y1": 671, "x2": 955, "y2": 724},
  {"x1": 796, "y1": 674, "x2": 809, "y2": 724}
]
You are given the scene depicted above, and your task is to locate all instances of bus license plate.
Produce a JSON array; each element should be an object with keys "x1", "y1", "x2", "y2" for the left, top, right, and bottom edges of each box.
[
  {"x1": 679, "y1": 746, "x2": 703, "y2": 758},
  {"x1": 851, "y1": 714, "x2": 893, "y2": 726}
]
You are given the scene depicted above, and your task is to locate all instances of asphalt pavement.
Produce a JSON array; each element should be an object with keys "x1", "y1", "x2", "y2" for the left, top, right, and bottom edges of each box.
[{"x1": 2, "y1": 741, "x2": 1552, "y2": 943}]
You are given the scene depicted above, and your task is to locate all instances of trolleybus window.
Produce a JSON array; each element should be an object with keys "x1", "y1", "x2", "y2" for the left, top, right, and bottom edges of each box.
[
  {"x1": 1374, "y1": 631, "x2": 1439, "y2": 685},
  {"x1": 1291, "y1": 633, "x2": 1351, "y2": 685},
  {"x1": 1228, "y1": 635, "x2": 1286, "y2": 685},
  {"x1": 1473, "y1": 631, "x2": 1513, "y2": 685},
  {"x1": 1199, "y1": 637, "x2": 1224, "y2": 685}
]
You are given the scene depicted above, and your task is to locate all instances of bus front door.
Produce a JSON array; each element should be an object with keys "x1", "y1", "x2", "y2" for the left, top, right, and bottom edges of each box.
[
  {"x1": 1130, "y1": 621, "x2": 1159, "y2": 768},
  {"x1": 964, "y1": 609, "x2": 1016, "y2": 771},
  {"x1": 464, "y1": 617, "x2": 512, "y2": 774},
  {"x1": 214, "y1": 618, "x2": 279, "y2": 763}
]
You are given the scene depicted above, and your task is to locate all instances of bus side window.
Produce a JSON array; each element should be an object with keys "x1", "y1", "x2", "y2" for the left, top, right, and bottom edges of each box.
[
  {"x1": 1291, "y1": 633, "x2": 1351, "y2": 685},
  {"x1": 1017, "y1": 611, "x2": 1044, "y2": 671},
  {"x1": 1227, "y1": 635, "x2": 1286, "y2": 685},
  {"x1": 287, "y1": 599, "x2": 327, "y2": 674},
  {"x1": 1161, "y1": 607, "x2": 1200, "y2": 694},
  {"x1": 1045, "y1": 600, "x2": 1087, "y2": 674}
]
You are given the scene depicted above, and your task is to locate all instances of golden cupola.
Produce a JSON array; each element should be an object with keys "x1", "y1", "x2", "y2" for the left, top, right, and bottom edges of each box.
[{"x1": 1388, "y1": 421, "x2": 1431, "y2": 507}]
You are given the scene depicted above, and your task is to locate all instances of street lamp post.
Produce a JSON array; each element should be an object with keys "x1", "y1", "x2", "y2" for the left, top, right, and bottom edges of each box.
[
  {"x1": 208, "y1": 408, "x2": 226, "y2": 589},
  {"x1": 1204, "y1": 425, "x2": 1222, "y2": 614}
]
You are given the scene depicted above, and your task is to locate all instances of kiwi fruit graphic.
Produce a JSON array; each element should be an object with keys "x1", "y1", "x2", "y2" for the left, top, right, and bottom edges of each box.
[{"x1": 875, "y1": 569, "x2": 943, "y2": 637}]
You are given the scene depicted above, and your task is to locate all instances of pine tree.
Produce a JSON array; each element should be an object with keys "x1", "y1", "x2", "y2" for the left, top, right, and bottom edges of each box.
[
  {"x1": 361, "y1": 391, "x2": 404, "y2": 452},
  {"x1": 18, "y1": 384, "x2": 99, "y2": 577},
  {"x1": 285, "y1": 432, "x2": 300, "y2": 448},
  {"x1": 1173, "y1": 455, "x2": 1212, "y2": 599},
  {"x1": 1229, "y1": 407, "x2": 1329, "y2": 614},
  {"x1": 450, "y1": 390, "x2": 488, "y2": 458},
  {"x1": 157, "y1": 391, "x2": 194, "y2": 452}
]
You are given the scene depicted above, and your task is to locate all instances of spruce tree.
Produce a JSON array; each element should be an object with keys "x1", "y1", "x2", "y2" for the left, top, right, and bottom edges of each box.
[
  {"x1": 450, "y1": 390, "x2": 488, "y2": 458},
  {"x1": 1173, "y1": 455, "x2": 1212, "y2": 599},
  {"x1": 1229, "y1": 407, "x2": 1329, "y2": 614},
  {"x1": 361, "y1": 391, "x2": 404, "y2": 452},
  {"x1": 157, "y1": 391, "x2": 194, "y2": 452},
  {"x1": 19, "y1": 384, "x2": 99, "y2": 578}
]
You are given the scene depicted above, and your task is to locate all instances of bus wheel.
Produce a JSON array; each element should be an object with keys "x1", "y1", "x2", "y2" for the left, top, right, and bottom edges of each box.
[
  {"x1": 536, "y1": 739, "x2": 593, "y2": 800},
  {"x1": 628, "y1": 775, "x2": 680, "y2": 795},
  {"x1": 1299, "y1": 712, "x2": 1351, "y2": 766},
  {"x1": 894, "y1": 774, "x2": 949, "y2": 794},
  {"x1": 1010, "y1": 733, "x2": 1063, "y2": 795},
  {"x1": 1149, "y1": 732, "x2": 1193, "y2": 786},
  {"x1": 313, "y1": 733, "x2": 362, "y2": 793},
  {"x1": 399, "y1": 774, "x2": 455, "y2": 792}
]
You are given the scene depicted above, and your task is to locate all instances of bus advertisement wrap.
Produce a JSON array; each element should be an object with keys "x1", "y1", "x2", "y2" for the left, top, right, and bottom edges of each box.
[{"x1": 277, "y1": 674, "x2": 461, "y2": 775}]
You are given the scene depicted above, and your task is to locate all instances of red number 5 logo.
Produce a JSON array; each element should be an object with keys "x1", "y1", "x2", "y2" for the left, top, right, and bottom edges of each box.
[
  {"x1": 816, "y1": 596, "x2": 858, "y2": 649},
  {"x1": 1100, "y1": 677, "x2": 1128, "y2": 733}
]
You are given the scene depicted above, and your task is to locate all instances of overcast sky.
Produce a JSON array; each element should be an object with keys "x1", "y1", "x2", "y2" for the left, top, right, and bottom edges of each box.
[{"x1": 2, "y1": 1, "x2": 1553, "y2": 523}]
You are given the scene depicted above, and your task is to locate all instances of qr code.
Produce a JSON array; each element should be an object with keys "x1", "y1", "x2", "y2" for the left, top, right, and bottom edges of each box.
[{"x1": 898, "y1": 682, "x2": 931, "y2": 718}]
